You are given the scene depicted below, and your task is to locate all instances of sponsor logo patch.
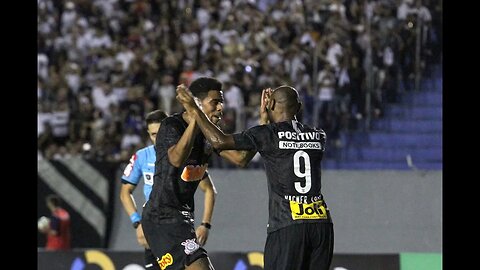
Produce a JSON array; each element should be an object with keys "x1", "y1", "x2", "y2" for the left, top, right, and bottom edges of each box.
[
  {"x1": 181, "y1": 164, "x2": 207, "y2": 182},
  {"x1": 143, "y1": 172, "x2": 154, "y2": 185},
  {"x1": 279, "y1": 141, "x2": 322, "y2": 150},
  {"x1": 289, "y1": 200, "x2": 327, "y2": 220},
  {"x1": 157, "y1": 253, "x2": 173, "y2": 270}
]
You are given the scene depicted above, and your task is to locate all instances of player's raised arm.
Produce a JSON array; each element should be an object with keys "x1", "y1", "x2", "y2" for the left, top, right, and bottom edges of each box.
[
  {"x1": 168, "y1": 85, "x2": 200, "y2": 167},
  {"x1": 218, "y1": 150, "x2": 257, "y2": 168},
  {"x1": 219, "y1": 88, "x2": 272, "y2": 166}
]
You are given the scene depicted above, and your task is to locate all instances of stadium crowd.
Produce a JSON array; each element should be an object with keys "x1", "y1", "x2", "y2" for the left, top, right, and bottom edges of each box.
[{"x1": 37, "y1": 0, "x2": 441, "y2": 166}]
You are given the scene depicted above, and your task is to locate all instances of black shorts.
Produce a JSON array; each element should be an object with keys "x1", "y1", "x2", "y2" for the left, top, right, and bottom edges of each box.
[
  {"x1": 142, "y1": 218, "x2": 208, "y2": 270},
  {"x1": 144, "y1": 248, "x2": 161, "y2": 269},
  {"x1": 264, "y1": 222, "x2": 334, "y2": 270}
]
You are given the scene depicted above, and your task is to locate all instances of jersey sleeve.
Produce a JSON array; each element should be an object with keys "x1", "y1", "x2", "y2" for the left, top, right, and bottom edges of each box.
[
  {"x1": 232, "y1": 125, "x2": 269, "y2": 152},
  {"x1": 121, "y1": 152, "x2": 143, "y2": 185},
  {"x1": 319, "y1": 128, "x2": 327, "y2": 151},
  {"x1": 156, "y1": 117, "x2": 183, "y2": 151}
]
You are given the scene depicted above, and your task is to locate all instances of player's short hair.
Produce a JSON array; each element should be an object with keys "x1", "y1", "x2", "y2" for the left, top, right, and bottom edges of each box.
[
  {"x1": 145, "y1": 110, "x2": 168, "y2": 126},
  {"x1": 189, "y1": 77, "x2": 222, "y2": 99},
  {"x1": 273, "y1": 85, "x2": 301, "y2": 115},
  {"x1": 46, "y1": 194, "x2": 61, "y2": 207}
]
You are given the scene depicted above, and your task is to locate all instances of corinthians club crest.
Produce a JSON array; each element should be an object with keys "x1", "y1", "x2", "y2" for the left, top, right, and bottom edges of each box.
[{"x1": 181, "y1": 239, "x2": 200, "y2": 255}]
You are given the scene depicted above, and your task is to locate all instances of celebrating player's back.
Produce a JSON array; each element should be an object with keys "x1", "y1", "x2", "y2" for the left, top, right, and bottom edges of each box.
[
  {"x1": 176, "y1": 85, "x2": 334, "y2": 270},
  {"x1": 233, "y1": 120, "x2": 331, "y2": 233}
]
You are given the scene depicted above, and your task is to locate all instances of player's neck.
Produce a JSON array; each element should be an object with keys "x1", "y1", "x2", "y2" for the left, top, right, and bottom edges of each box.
[{"x1": 273, "y1": 113, "x2": 296, "y2": 123}]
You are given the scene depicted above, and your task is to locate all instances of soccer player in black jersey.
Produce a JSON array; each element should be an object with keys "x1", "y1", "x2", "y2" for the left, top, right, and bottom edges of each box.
[
  {"x1": 176, "y1": 85, "x2": 334, "y2": 270},
  {"x1": 142, "y1": 77, "x2": 255, "y2": 270}
]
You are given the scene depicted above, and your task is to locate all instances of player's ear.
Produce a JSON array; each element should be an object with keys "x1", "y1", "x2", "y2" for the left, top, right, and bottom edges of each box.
[
  {"x1": 270, "y1": 99, "x2": 276, "y2": 111},
  {"x1": 296, "y1": 102, "x2": 302, "y2": 114}
]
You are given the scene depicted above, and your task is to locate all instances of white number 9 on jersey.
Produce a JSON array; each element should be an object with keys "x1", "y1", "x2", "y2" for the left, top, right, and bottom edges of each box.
[{"x1": 293, "y1": 150, "x2": 312, "y2": 194}]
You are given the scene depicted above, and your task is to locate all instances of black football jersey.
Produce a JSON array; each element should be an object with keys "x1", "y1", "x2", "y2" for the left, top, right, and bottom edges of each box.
[
  {"x1": 143, "y1": 113, "x2": 213, "y2": 224},
  {"x1": 233, "y1": 120, "x2": 332, "y2": 233}
]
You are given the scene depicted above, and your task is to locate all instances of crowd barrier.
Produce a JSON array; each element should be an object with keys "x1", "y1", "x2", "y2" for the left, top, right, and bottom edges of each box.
[{"x1": 37, "y1": 250, "x2": 441, "y2": 270}]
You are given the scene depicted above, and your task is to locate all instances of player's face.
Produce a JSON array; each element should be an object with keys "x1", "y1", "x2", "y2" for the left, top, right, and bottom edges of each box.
[
  {"x1": 200, "y1": 90, "x2": 224, "y2": 125},
  {"x1": 147, "y1": 123, "x2": 161, "y2": 144}
]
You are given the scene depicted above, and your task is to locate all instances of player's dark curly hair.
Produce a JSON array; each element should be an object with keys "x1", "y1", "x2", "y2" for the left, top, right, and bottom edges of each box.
[{"x1": 189, "y1": 77, "x2": 222, "y2": 99}]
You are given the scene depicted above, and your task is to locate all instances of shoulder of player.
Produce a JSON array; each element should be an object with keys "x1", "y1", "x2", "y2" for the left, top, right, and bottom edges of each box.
[
  {"x1": 315, "y1": 128, "x2": 326, "y2": 137},
  {"x1": 299, "y1": 121, "x2": 325, "y2": 134},
  {"x1": 132, "y1": 146, "x2": 153, "y2": 163},
  {"x1": 252, "y1": 122, "x2": 273, "y2": 130},
  {"x1": 136, "y1": 145, "x2": 154, "y2": 156},
  {"x1": 161, "y1": 113, "x2": 185, "y2": 129},
  {"x1": 267, "y1": 121, "x2": 293, "y2": 132},
  {"x1": 242, "y1": 123, "x2": 271, "y2": 135}
]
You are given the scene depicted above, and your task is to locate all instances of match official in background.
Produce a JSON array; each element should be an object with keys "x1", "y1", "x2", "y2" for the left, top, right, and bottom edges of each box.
[
  {"x1": 120, "y1": 110, "x2": 168, "y2": 269},
  {"x1": 176, "y1": 85, "x2": 334, "y2": 270}
]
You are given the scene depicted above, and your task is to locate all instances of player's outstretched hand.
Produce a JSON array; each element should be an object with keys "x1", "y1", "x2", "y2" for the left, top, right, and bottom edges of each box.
[
  {"x1": 176, "y1": 84, "x2": 198, "y2": 112},
  {"x1": 260, "y1": 88, "x2": 272, "y2": 125}
]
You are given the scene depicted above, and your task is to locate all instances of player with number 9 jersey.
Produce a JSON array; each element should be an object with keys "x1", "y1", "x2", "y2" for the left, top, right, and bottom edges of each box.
[
  {"x1": 176, "y1": 85, "x2": 334, "y2": 270},
  {"x1": 232, "y1": 120, "x2": 332, "y2": 233}
]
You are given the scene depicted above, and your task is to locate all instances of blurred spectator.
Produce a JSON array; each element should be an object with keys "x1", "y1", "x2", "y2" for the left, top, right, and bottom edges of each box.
[
  {"x1": 37, "y1": 0, "x2": 441, "y2": 165},
  {"x1": 223, "y1": 80, "x2": 245, "y2": 132},
  {"x1": 38, "y1": 122, "x2": 55, "y2": 157},
  {"x1": 38, "y1": 53, "x2": 49, "y2": 81},
  {"x1": 151, "y1": 74, "x2": 176, "y2": 114},
  {"x1": 121, "y1": 127, "x2": 142, "y2": 151},
  {"x1": 313, "y1": 63, "x2": 337, "y2": 130},
  {"x1": 179, "y1": 59, "x2": 195, "y2": 86},
  {"x1": 49, "y1": 95, "x2": 70, "y2": 146},
  {"x1": 91, "y1": 81, "x2": 120, "y2": 118}
]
